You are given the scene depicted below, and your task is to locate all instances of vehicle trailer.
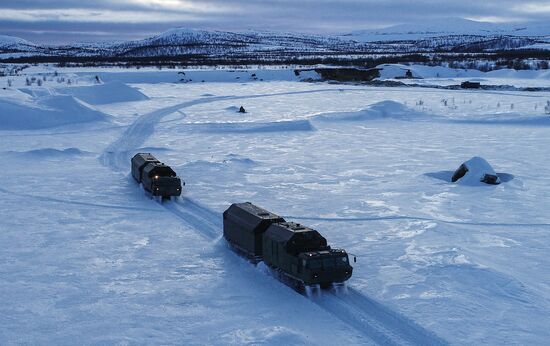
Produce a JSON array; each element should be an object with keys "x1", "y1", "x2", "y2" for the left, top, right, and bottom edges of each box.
[
  {"x1": 131, "y1": 153, "x2": 159, "y2": 182},
  {"x1": 131, "y1": 153, "x2": 183, "y2": 198},
  {"x1": 223, "y1": 202, "x2": 285, "y2": 261}
]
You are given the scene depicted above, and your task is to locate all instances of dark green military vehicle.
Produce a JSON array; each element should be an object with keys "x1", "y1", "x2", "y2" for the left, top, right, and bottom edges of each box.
[
  {"x1": 131, "y1": 153, "x2": 183, "y2": 198},
  {"x1": 223, "y1": 202, "x2": 353, "y2": 290},
  {"x1": 223, "y1": 202, "x2": 285, "y2": 262}
]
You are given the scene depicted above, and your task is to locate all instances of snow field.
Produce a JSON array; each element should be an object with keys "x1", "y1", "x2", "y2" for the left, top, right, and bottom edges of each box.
[{"x1": 1, "y1": 67, "x2": 549, "y2": 345}]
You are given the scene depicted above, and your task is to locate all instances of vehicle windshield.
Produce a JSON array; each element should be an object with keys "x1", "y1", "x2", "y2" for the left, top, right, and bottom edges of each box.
[
  {"x1": 335, "y1": 255, "x2": 349, "y2": 267},
  {"x1": 151, "y1": 166, "x2": 176, "y2": 178},
  {"x1": 306, "y1": 259, "x2": 322, "y2": 269},
  {"x1": 306, "y1": 256, "x2": 348, "y2": 269}
]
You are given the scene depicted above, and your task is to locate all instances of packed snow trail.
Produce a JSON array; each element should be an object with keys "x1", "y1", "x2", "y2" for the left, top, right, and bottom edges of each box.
[
  {"x1": 286, "y1": 215, "x2": 550, "y2": 228},
  {"x1": 100, "y1": 92, "x2": 449, "y2": 345}
]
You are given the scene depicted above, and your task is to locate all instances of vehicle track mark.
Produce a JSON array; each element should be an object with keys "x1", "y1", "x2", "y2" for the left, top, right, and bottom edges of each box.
[{"x1": 286, "y1": 215, "x2": 550, "y2": 228}]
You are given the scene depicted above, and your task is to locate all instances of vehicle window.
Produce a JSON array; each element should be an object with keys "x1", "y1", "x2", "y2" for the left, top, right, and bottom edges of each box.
[
  {"x1": 336, "y1": 256, "x2": 348, "y2": 267},
  {"x1": 308, "y1": 260, "x2": 322, "y2": 269},
  {"x1": 323, "y1": 258, "x2": 335, "y2": 268}
]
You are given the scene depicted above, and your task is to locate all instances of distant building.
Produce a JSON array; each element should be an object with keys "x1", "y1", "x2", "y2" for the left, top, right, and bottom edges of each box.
[{"x1": 461, "y1": 81, "x2": 481, "y2": 89}]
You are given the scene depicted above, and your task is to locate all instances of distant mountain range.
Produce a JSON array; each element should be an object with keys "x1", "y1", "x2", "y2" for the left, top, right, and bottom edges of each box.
[{"x1": 1, "y1": 18, "x2": 549, "y2": 63}]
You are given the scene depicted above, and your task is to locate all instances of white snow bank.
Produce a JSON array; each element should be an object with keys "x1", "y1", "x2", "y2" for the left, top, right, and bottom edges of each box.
[
  {"x1": 377, "y1": 63, "x2": 550, "y2": 81},
  {"x1": 377, "y1": 64, "x2": 484, "y2": 80},
  {"x1": 453, "y1": 156, "x2": 501, "y2": 186},
  {"x1": 56, "y1": 81, "x2": 149, "y2": 105},
  {"x1": 312, "y1": 100, "x2": 425, "y2": 122},
  {"x1": 180, "y1": 119, "x2": 314, "y2": 133},
  {"x1": 5, "y1": 148, "x2": 90, "y2": 158},
  {"x1": 0, "y1": 95, "x2": 110, "y2": 130}
]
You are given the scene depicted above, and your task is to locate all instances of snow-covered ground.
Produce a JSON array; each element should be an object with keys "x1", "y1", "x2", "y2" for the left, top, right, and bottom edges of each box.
[
  {"x1": 1, "y1": 66, "x2": 550, "y2": 345},
  {"x1": 377, "y1": 64, "x2": 550, "y2": 89}
]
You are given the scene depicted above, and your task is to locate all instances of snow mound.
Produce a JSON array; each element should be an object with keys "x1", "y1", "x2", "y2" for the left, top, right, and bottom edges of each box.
[
  {"x1": 18, "y1": 88, "x2": 54, "y2": 98},
  {"x1": 184, "y1": 119, "x2": 314, "y2": 133},
  {"x1": 452, "y1": 157, "x2": 501, "y2": 186},
  {"x1": 376, "y1": 64, "x2": 484, "y2": 80},
  {"x1": 313, "y1": 100, "x2": 425, "y2": 122},
  {"x1": 57, "y1": 81, "x2": 149, "y2": 105},
  {"x1": 0, "y1": 95, "x2": 110, "y2": 130},
  {"x1": 6, "y1": 148, "x2": 90, "y2": 158},
  {"x1": 223, "y1": 153, "x2": 257, "y2": 166}
]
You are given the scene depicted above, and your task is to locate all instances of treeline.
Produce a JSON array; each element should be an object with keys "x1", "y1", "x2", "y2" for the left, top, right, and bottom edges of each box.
[{"x1": 1, "y1": 50, "x2": 549, "y2": 71}]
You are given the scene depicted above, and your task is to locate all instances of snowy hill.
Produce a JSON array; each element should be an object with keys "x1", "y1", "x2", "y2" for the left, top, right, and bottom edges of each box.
[
  {"x1": 110, "y1": 28, "x2": 360, "y2": 58},
  {"x1": 344, "y1": 18, "x2": 550, "y2": 42},
  {"x1": 2, "y1": 20, "x2": 550, "y2": 62},
  {"x1": 0, "y1": 35, "x2": 38, "y2": 56}
]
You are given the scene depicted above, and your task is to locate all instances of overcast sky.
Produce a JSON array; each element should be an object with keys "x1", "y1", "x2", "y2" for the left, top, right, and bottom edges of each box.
[{"x1": 1, "y1": 0, "x2": 549, "y2": 44}]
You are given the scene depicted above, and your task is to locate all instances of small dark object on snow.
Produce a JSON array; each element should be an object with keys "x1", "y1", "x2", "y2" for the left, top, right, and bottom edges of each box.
[
  {"x1": 405, "y1": 69, "x2": 413, "y2": 78},
  {"x1": 95, "y1": 75, "x2": 101, "y2": 83},
  {"x1": 131, "y1": 153, "x2": 183, "y2": 198},
  {"x1": 223, "y1": 202, "x2": 353, "y2": 290},
  {"x1": 451, "y1": 163, "x2": 468, "y2": 182},
  {"x1": 238, "y1": 106, "x2": 246, "y2": 113},
  {"x1": 482, "y1": 174, "x2": 500, "y2": 185},
  {"x1": 461, "y1": 81, "x2": 481, "y2": 89}
]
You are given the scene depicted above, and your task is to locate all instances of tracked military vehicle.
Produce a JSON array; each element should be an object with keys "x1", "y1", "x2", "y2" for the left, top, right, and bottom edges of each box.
[
  {"x1": 223, "y1": 202, "x2": 353, "y2": 290},
  {"x1": 131, "y1": 153, "x2": 183, "y2": 198}
]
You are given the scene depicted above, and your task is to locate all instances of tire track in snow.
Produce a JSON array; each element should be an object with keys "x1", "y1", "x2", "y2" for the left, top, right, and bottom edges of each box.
[
  {"x1": 100, "y1": 91, "x2": 448, "y2": 345},
  {"x1": 0, "y1": 186, "x2": 164, "y2": 212},
  {"x1": 317, "y1": 289, "x2": 448, "y2": 346},
  {"x1": 160, "y1": 196, "x2": 448, "y2": 345},
  {"x1": 286, "y1": 215, "x2": 550, "y2": 228}
]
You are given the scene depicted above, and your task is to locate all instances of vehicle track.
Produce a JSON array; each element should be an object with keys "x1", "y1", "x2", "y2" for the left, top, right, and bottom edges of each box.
[
  {"x1": 286, "y1": 215, "x2": 550, "y2": 228},
  {"x1": 101, "y1": 92, "x2": 449, "y2": 345}
]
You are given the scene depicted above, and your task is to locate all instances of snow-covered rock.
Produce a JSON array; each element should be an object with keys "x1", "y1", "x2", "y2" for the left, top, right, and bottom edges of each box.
[{"x1": 452, "y1": 156, "x2": 501, "y2": 185}]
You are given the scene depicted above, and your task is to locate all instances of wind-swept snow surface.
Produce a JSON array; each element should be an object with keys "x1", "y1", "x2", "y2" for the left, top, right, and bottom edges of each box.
[
  {"x1": 57, "y1": 81, "x2": 150, "y2": 105},
  {"x1": 1, "y1": 67, "x2": 549, "y2": 345},
  {"x1": 0, "y1": 93, "x2": 110, "y2": 130}
]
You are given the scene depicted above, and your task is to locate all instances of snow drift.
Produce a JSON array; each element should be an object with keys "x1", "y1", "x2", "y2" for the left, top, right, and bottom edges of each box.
[
  {"x1": 312, "y1": 100, "x2": 426, "y2": 122},
  {"x1": 5, "y1": 148, "x2": 90, "y2": 159},
  {"x1": 452, "y1": 157, "x2": 501, "y2": 185},
  {"x1": 57, "y1": 81, "x2": 149, "y2": 105},
  {"x1": 0, "y1": 95, "x2": 110, "y2": 130},
  {"x1": 178, "y1": 119, "x2": 314, "y2": 133}
]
